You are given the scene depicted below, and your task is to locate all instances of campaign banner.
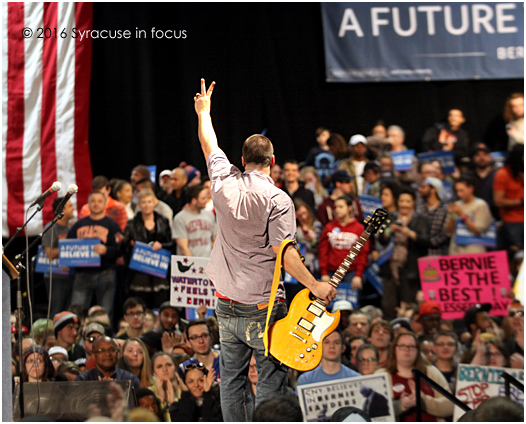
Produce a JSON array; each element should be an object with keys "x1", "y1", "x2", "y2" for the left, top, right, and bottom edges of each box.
[
  {"x1": 34, "y1": 246, "x2": 70, "y2": 276},
  {"x1": 58, "y1": 239, "x2": 101, "y2": 267},
  {"x1": 297, "y1": 372, "x2": 395, "y2": 422},
  {"x1": 455, "y1": 220, "x2": 497, "y2": 247},
  {"x1": 442, "y1": 180, "x2": 454, "y2": 203},
  {"x1": 171, "y1": 255, "x2": 217, "y2": 309},
  {"x1": 391, "y1": 150, "x2": 414, "y2": 172},
  {"x1": 321, "y1": 3, "x2": 524, "y2": 82},
  {"x1": 453, "y1": 364, "x2": 524, "y2": 421},
  {"x1": 418, "y1": 251, "x2": 511, "y2": 319},
  {"x1": 417, "y1": 150, "x2": 455, "y2": 174},
  {"x1": 128, "y1": 241, "x2": 171, "y2": 278},
  {"x1": 147, "y1": 165, "x2": 157, "y2": 184},
  {"x1": 359, "y1": 195, "x2": 384, "y2": 220},
  {"x1": 363, "y1": 240, "x2": 394, "y2": 296},
  {"x1": 328, "y1": 282, "x2": 359, "y2": 310},
  {"x1": 490, "y1": 151, "x2": 508, "y2": 169}
]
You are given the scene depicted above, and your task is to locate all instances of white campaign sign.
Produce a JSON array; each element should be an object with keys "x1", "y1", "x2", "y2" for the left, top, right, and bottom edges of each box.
[{"x1": 170, "y1": 255, "x2": 217, "y2": 309}]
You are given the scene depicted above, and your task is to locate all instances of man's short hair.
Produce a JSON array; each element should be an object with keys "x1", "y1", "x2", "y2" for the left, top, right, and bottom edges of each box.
[
  {"x1": 387, "y1": 125, "x2": 405, "y2": 138},
  {"x1": 92, "y1": 175, "x2": 109, "y2": 191},
  {"x1": 242, "y1": 134, "x2": 274, "y2": 167},
  {"x1": 137, "y1": 188, "x2": 156, "y2": 202},
  {"x1": 88, "y1": 191, "x2": 105, "y2": 201},
  {"x1": 253, "y1": 395, "x2": 303, "y2": 421},
  {"x1": 123, "y1": 297, "x2": 146, "y2": 314},
  {"x1": 184, "y1": 320, "x2": 210, "y2": 339},
  {"x1": 186, "y1": 184, "x2": 206, "y2": 201},
  {"x1": 455, "y1": 175, "x2": 475, "y2": 188},
  {"x1": 368, "y1": 320, "x2": 393, "y2": 340},
  {"x1": 132, "y1": 165, "x2": 151, "y2": 179},
  {"x1": 52, "y1": 197, "x2": 65, "y2": 213}
]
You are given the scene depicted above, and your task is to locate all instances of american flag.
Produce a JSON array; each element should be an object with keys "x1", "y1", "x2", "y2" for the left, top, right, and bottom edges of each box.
[{"x1": 2, "y1": 2, "x2": 93, "y2": 238}]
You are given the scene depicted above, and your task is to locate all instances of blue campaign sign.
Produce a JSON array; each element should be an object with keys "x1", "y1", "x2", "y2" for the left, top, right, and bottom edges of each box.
[
  {"x1": 391, "y1": 150, "x2": 415, "y2": 171},
  {"x1": 35, "y1": 246, "x2": 70, "y2": 275},
  {"x1": 359, "y1": 195, "x2": 384, "y2": 219},
  {"x1": 59, "y1": 239, "x2": 101, "y2": 267},
  {"x1": 442, "y1": 180, "x2": 455, "y2": 203},
  {"x1": 321, "y1": 3, "x2": 523, "y2": 83},
  {"x1": 129, "y1": 241, "x2": 171, "y2": 278},
  {"x1": 417, "y1": 151, "x2": 456, "y2": 174},
  {"x1": 490, "y1": 151, "x2": 508, "y2": 169},
  {"x1": 147, "y1": 165, "x2": 157, "y2": 184},
  {"x1": 456, "y1": 220, "x2": 497, "y2": 247},
  {"x1": 328, "y1": 282, "x2": 359, "y2": 309}
]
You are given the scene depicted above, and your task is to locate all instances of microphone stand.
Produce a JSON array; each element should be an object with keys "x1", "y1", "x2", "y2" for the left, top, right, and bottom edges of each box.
[{"x1": 3, "y1": 207, "x2": 63, "y2": 420}]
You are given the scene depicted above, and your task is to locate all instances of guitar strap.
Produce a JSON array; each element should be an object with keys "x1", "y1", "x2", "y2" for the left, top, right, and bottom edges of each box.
[{"x1": 263, "y1": 239, "x2": 302, "y2": 357}]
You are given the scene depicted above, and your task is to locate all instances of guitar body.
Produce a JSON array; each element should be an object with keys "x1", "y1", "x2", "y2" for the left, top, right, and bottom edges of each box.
[{"x1": 268, "y1": 288, "x2": 340, "y2": 371}]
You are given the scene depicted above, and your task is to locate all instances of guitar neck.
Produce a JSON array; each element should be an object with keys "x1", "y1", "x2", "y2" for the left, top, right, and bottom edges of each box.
[{"x1": 328, "y1": 231, "x2": 371, "y2": 289}]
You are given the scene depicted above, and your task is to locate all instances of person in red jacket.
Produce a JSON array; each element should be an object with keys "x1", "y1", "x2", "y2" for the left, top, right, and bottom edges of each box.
[{"x1": 318, "y1": 196, "x2": 368, "y2": 292}]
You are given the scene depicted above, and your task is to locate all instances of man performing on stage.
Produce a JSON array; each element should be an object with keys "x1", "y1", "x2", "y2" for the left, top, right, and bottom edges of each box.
[{"x1": 193, "y1": 79, "x2": 337, "y2": 421}]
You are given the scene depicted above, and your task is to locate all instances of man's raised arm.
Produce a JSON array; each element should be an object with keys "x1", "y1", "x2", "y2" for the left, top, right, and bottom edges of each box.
[{"x1": 194, "y1": 78, "x2": 218, "y2": 160}]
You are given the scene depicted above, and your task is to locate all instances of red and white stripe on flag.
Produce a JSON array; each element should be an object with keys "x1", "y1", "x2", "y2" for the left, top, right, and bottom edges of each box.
[{"x1": 2, "y1": 2, "x2": 93, "y2": 238}]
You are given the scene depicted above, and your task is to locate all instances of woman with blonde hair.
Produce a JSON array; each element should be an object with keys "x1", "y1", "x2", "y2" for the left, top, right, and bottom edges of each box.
[
  {"x1": 300, "y1": 166, "x2": 328, "y2": 209},
  {"x1": 117, "y1": 337, "x2": 154, "y2": 389}
]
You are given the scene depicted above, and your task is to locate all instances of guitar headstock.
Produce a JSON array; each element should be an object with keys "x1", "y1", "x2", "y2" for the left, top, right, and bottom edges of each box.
[{"x1": 364, "y1": 208, "x2": 389, "y2": 235}]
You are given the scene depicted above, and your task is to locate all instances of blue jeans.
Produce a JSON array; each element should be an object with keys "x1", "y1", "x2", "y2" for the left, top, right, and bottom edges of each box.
[
  {"x1": 71, "y1": 268, "x2": 116, "y2": 320},
  {"x1": 44, "y1": 274, "x2": 74, "y2": 319},
  {"x1": 216, "y1": 299, "x2": 288, "y2": 422}
]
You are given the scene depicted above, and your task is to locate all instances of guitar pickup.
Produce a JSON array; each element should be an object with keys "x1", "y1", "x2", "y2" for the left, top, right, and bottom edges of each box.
[
  {"x1": 307, "y1": 303, "x2": 323, "y2": 317},
  {"x1": 298, "y1": 318, "x2": 314, "y2": 332}
]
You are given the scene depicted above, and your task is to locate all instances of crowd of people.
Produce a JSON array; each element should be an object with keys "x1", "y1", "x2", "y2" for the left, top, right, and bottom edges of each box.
[{"x1": 10, "y1": 91, "x2": 524, "y2": 421}]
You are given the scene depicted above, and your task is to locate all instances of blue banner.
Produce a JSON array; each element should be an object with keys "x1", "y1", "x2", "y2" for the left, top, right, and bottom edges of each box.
[
  {"x1": 322, "y1": 3, "x2": 524, "y2": 82},
  {"x1": 147, "y1": 165, "x2": 157, "y2": 184},
  {"x1": 35, "y1": 246, "x2": 70, "y2": 275},
  {"x1": 329, "y1": 282, "x2": 359, "y2": 309},
  {"x1": 59, "y1": 239, "x2": 101, "y2": 267},
  {"x1": 391, "y1": 150, "x2": 415, "y2": 171},
  {"x1": 442, "y1": 180, "x2": 454, "y2": 203},
  {"x1": 129, "y1": 241, "x2": 171, "y2": 278},
  {"x1": 417, "y1": 150, "x2": 456, "y2": 174},
  {"x1": 490, "y1": 151, "x2": 508, "y2": 169},
  {"x1": 359, "y1": 195, "x2": 384, "y2": 220},
  {"x1": 456, "y1": 220, "x2": 497, "y2": 247}
]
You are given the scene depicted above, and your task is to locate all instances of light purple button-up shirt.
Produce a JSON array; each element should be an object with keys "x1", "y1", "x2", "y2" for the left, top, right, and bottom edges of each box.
[{"x1": 206, "y1": 148, "x2": 296, "y2": 304}]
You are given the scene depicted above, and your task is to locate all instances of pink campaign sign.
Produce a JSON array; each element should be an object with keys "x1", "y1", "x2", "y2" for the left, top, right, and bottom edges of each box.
[{"x1": 418, "y1": 251, "x2": 512, "y2": 319}]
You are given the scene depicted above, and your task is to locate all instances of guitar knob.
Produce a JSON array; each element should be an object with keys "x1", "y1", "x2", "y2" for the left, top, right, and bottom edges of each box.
[
  {"x1": 299, "y1": 354, "x2": 305, "y2": 358},
  {"x1": 312, "y1": 344, "x2": 318, "y2": 350},
  {"x1": 306, "y1": 348, "x2": 311, "y2": 352}
]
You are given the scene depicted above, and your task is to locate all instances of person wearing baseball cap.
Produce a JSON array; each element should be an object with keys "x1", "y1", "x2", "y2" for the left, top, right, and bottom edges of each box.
[
  {"x1": 418, "y1": 300, "x2": 442, "y2": 340},
  {"x1": 83, "y1": 322, "x2": 106, "y2": 370},
  {"x1": 332, "y1": 300, "x2": 354, "y2": 330},
  {"x1": 338, "y1": 134, "x2": 368, "y2": 196},
  {"x1": 316, "y1": 170, "x2": 355, "y2": 226},
  {"x1": 468, "y1": 142, "x2": 499, "y2": 219},
  {"x1": 53, "y1": 311, "x2": 85, "y2": 361}
]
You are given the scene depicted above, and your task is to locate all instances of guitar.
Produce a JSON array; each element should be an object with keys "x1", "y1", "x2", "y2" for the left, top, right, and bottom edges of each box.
[{"x1": 267, "y1": 208, "x2": 388, "y2": 371}]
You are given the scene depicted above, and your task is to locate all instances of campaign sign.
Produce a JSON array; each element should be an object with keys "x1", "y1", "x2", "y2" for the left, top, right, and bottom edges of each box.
[
  {"x1": 453, "y1": 364, "x2": 524, "y2": 421},
  {"x1": 328, "y1": 282, "x2": 359, "y2": 310},
  {"x1": 490, "y1": 151, "x2": 508, "y2": 169},
  {"x1": 297, "y1": 373, "x2": 395, "y2": 422},
  {"x1": 391, "y1": 150, "x2": 414, "y2": 172},
  {"x1": 455, "y1": 220, "x2": 497, "y2": 248},
  {"x1": 359, "y1": 195, "x2": 383, "y2": 220},
  {"x1": 418, "y1": 251, "x2": 511, "y2": 319},
  {"x1": 35, "y1": 246, "x2": 70, "y2": 276},
  {"x1": 363, "y1": 240, "x2": 394, "y2": 296},
  {"x1": 417, "y1": 150, "x2": 455, "y2": 174},
  {"x1": 129, "y1": 241, "x2": 171, "y2": 278},
  {"x1": 185, "y1": 307, "x2": 215, "y2": 321},
  {"x1": 147, "y1": 165, "x2": 157, "y2": 184},
  {"x1": 58, "y1": 239, "x2": 101, "y2": 267},
  {"x1": 171, "y1": 255, "x2": 217, "y2": 309},
  {"x1": 442, "y1": 180, "x2": 454, "y2": 203}
]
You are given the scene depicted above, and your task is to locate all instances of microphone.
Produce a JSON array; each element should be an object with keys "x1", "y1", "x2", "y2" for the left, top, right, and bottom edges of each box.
[
  {"x1": 30, "y1": 181, "x2": 62, "y2": 208},
  {"x1": 54, "y1": 184, "x2": 78, "y2": 217}
]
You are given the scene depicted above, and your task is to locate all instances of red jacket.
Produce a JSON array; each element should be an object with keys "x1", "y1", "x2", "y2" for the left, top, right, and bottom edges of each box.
[{"x1": 318, "y1": 218, "x2": 368, "y2": 277}]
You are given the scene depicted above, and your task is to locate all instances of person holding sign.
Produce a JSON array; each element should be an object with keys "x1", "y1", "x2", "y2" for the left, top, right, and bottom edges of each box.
[
  {"x1": 67, "y1": 191, "x2": 123, "y2": 320},
  {"x1": 194, "y1": 78, "x2": 337, "y2": 422},
  {"x1": 123, "y1": 188, "x2": 174, "y2": 308},
  {"x1": 446, "y1": 176, "x2": 493, "y2": 255}
]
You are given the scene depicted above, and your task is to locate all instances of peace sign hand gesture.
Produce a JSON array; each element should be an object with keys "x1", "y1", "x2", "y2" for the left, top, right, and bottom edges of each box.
[{"x1": 194, "y1": 78, "x2": 215, "y2": 115}]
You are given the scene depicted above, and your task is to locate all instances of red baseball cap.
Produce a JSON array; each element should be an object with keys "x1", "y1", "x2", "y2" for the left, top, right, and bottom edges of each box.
[{"x1": 419, "y1": 300, "x2": 442, "y2": 316}]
